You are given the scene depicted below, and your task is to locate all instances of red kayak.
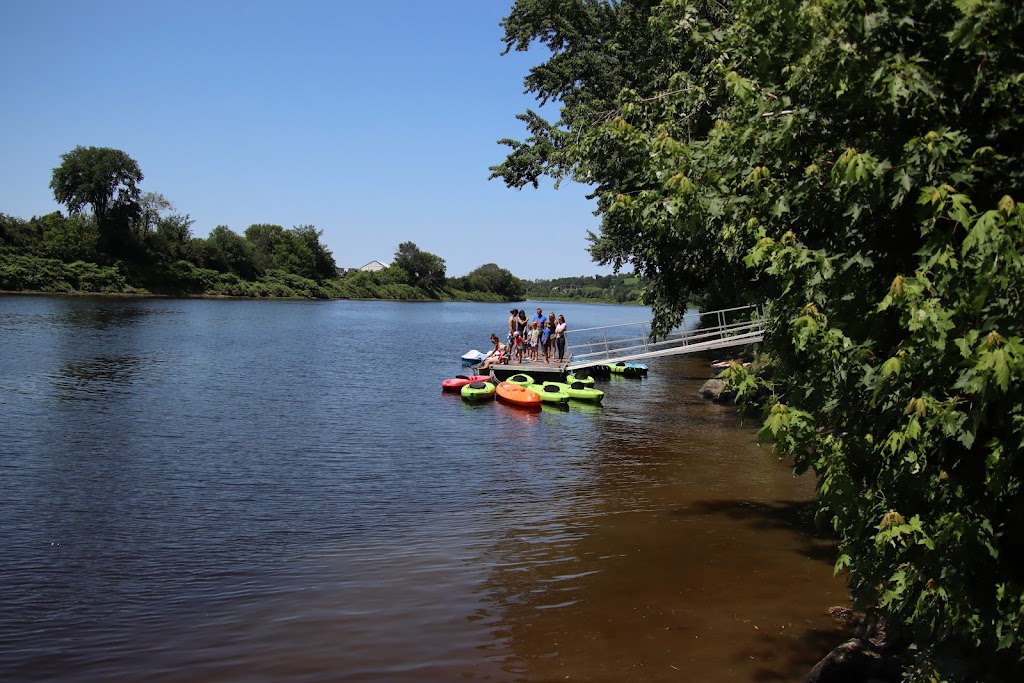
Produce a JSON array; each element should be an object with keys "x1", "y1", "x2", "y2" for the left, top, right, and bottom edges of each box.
[{"x1": 442, "y1": 374, "x2": 490, "y2": 392}]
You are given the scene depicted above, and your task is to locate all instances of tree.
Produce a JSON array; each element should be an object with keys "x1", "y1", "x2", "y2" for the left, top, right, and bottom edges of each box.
[
  {"x1": 462, "y1": 263, "x2": 525, "y2": 298},
  {"x1": 245, "y1": 223, "x2": 287, "y2": 273},
  {"x1": 151, "y1": 213, "x2": 195, "y2": 263},
  {"x1": 290, "y1": 225, "x2": 338, "y2": 281},
  {"x1": 491, "y1": 0, "x2": 743, "y2": 317},
  {"x1": 244, "y1": 224, "x2": 338, "y2": 281},
  {"x1": 392, "y1": 241, "x2": 446, "y2": 290},
  {"x1": 135, "y1": 192, "x2": 173, "y2": 239},
  {"x1": 50, "y1": 146, "x2": 143, "y2": 255},
  {"x1": 36, "y1": 212, "x2": 98, "y2": 262},
  {"x1": 0, "y1": 213, "x2": 37, "y2": 254},
  {"x1": 202, "y1": 226, "x2": 258, "y2": 278},
  {"x1": 497, "y1": 0, "x2": 1024, "y2": 678}
]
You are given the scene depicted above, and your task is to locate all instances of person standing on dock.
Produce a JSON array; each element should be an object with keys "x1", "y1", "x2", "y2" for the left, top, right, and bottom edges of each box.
[
  {"x1": 516, "y1": 309, "x2": 528, "y2": 337},
  {"x1": 507, "y1": 309, "x2": 517, "y2": 346},
  {"x1": 532, "y1": 307, "x2": 544, "y2": 331},
  {"x1": 555, "y1": 314, "x2": 567, "y2": 362},
  {"x1": 541, "y1": 316, "x2": 553, "y2": 363}
]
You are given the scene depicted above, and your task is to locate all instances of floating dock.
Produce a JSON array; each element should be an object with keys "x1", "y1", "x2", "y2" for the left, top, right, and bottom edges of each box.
[{"x1": 478, "y1": 360, "x2": 570, "y2": 383}]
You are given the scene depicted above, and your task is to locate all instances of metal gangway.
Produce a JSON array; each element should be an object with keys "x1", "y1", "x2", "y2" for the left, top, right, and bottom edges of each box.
[{"x1": 564, "y1": 304, "x2": 765, "y2": 371}]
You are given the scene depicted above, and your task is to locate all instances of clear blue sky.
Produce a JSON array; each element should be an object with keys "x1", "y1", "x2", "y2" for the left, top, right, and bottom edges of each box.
[{"x1": 0, "y1": 1, "x2": 613, "y2": 280}]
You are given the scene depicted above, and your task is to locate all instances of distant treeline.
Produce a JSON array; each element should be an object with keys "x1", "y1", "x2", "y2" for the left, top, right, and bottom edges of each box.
[
  {"x1": 522, "y1": 274, "x2": 645, "y2": 304},
  {"x1": 2, "y1": 146, "x2": 648, "y2": 303},
  {"x1": 0, "y1": 146, "x2": 535, "y2": 301},
  {"x1": 0, "y1": 209, "x2": 529, "y2": 301}
]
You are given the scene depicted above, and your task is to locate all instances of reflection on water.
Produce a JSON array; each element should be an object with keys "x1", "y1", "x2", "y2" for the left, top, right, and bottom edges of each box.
[
  {"x1": 0, "y1": 296, "x2": 849, "y2": 682},
  {"x1": 50, "y1": 354, "x2": 148, "y2": 401},
  {"x1": 56, "y1": 302, "x2": 167, "y2": 329}
]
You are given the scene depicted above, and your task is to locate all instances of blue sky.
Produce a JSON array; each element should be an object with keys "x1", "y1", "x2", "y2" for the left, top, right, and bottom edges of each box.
[{"x1": 0, "y1": 1, "x2": 612, "y2": 280}]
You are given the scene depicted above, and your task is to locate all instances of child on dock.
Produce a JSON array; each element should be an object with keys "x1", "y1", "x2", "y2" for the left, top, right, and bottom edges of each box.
[
  {"x1": 528, "y1": 322, "x2": 541, "y2": 362},
  {"x1": 511, "y1": 330, "x2": 526, "y2": 364}
]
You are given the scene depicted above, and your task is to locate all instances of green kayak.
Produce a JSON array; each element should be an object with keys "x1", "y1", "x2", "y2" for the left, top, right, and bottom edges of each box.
[
  {"x1": 506, "y1": 373, "x2": 534, "y2": 386},
  {"x1": 461, "y1": 380, "x2": 496, "y2": 400},
  {"x1": 605, "y1": 361, "x2": 648, "y2": 377},
  {"x1": 544, "y1": 381, "x2": 604, "y2": 403},
  {"x1": 565, "y1": 372, "x2": 595, "y2": 387},
  {"x1": 525, "y1": 382, "x2": 569, "y2": 403}
]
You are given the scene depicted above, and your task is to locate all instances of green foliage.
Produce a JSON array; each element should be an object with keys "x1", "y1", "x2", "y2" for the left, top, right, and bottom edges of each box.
[
  {"x1": 1, "y1": 212, "x2": 98, "y2": 262},
  {"x1": 290, "y1": 224, "x2": 338, "y2": 280},
  {"x1": 492, "y1": 0, "x2": 751, "y2": 323},
  {"x1": 164, "y1": 260, "x2": 219, "y2": 294},
  {"x1": 8, "y1": 150, "x2": 524, "y2": 304},
  {"x1": 392, "y1": 241, "x2": 446, "y2": 291},
  {"x1": 149, "y1": 213, "x2": 195, "y2": 262},
  {"x1": 37, "y1": 213, "x2": 99, "y2": 262},
  {"x1": 0, "y1": 254, "x2": 127, "y2": 292},
  {"x1": 1, "y1": 213, "x2": 39, "y2": 254},
  {"x1": 449, "y1": 262, "x2": 526, "y2": 298},
  {"x1": 50, "y1": 146, "x2": 143, "y2": 255},
  {"x1": 245, "y1": 223, "x2": 338, "y2": 281},
  {"x1": 443, "y1": 288, "x2": 510, "y2": 303},
  {"x1": 201, "y1": 226, "x2": 259, "y2": 278},
  {"x1": 498, "y1": 0, "x2": 1024, "y2": 677},
  {"x1": 65, "y1": 260, "x2": 129, "y2": 292},
  {"x1": 134, "y1": 192, "x2": 173, "y2": 240},
  {"x1": 522, "y1": 272, "x2": 646, "y2": 303},
  {"x1": 0, "y1": 254, "x2": 73, "y2": 291}
]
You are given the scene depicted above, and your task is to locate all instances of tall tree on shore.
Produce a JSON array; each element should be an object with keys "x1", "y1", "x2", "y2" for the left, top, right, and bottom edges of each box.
[
  {"x1": 392, "y1": 241, "x2": 446, "y2": 290},
  {"x1": 491, "y1": 0, "x2": 742, "y2": 316},
  {"x1": 495, "y1": 0, "x2": 1024, "y2": 679},
  {"x1": 50, "y1": 146, "x2": 143, "y2": 256}
]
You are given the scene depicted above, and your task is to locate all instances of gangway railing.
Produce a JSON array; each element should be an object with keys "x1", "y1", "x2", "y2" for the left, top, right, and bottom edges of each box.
[{"x1": 564, "y1": 304, "x2": 764, "y2": 369}]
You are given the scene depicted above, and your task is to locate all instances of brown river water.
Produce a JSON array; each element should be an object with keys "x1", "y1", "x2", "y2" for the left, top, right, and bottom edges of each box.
[{"x1": 0, "y1": 296, "x2": 850, "y2": 681}]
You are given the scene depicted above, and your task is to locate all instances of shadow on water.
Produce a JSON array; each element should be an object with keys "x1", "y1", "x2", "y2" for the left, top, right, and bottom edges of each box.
[
  {"x1": 682, "y1": 499, "x2": 839, "y2": 565},
  {"x1": 744, "y1": 626, "x2": 855, "y2": 683},
  {"x1": 681, "y1": 499, "x2": 852, "y2": 682}
]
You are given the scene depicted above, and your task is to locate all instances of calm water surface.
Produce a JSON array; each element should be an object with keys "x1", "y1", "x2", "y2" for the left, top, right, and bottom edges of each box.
[{"x1": 0, "y1": 296, "x2": 849, "y2": 681}]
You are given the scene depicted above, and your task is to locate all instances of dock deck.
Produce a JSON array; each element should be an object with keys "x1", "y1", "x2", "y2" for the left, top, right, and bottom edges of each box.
[{"x1": 478, "y1": 360, "x2": 570, "y2": 382}]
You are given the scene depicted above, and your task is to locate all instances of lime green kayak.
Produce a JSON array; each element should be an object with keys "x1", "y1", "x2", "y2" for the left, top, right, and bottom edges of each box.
[
  {"x1": 566, "y1": 372, "x2": 595, "y2": 387},
  {"x1": 605, "y1": 361, "x2": 648, "y2": 377},
  {"x1": 461, "y1": 380, "x2": 496, "y2": 400},
  {"x1": 525, "y1": 383, "x2": 569, "y2": 403},
  {"x1": 506, "y1": 373, "x2": 534, "y2": 386},
  {"x1": 545, "y1": 381, "x2": 604, "y2": 403}
]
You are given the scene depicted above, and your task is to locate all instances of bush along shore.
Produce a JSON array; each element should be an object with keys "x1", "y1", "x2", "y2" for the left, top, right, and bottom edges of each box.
[{"x1": 0, "y1": 252, "x2": 516, "y2": 302}]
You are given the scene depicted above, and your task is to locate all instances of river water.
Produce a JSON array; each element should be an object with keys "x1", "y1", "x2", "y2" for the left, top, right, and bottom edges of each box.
[{"x1": 0, "y1": 295, "x2": 850, "y2": 682}]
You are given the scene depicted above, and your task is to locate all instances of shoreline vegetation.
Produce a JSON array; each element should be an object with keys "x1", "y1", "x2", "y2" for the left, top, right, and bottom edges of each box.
[
  {"x1": 0, "y1": 250, "x2": 647, "y2": 304},
  {"x1": 2, "y1": 145, "x2": 647, "y2": 304}
]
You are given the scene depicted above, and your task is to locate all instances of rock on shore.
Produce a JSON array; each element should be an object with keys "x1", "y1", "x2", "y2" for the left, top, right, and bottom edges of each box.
[{"x1": 698, "y1": 378, "x2": 735, "y2": 404}]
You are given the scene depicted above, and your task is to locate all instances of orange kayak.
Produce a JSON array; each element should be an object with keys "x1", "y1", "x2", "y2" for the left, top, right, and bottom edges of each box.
[{"x1": 496, "y1": 381, "x2": 542, "y2": 408}]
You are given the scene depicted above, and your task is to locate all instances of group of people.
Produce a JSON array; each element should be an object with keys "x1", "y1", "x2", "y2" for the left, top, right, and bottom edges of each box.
[{"x1": 479, "y1": 307, "x2": 567, "y2": 369}]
